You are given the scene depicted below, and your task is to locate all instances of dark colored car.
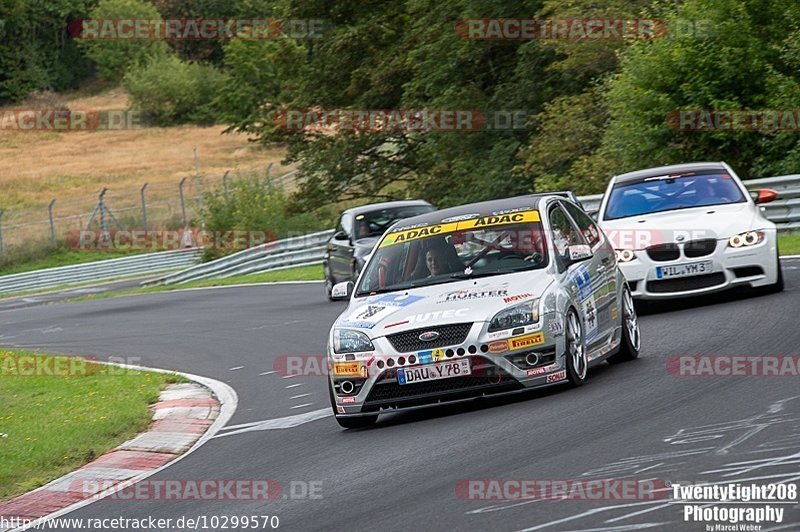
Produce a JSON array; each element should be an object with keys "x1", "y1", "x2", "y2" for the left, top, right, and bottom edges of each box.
[{"x1": 324, "y1": 200, "x2": 435, "y2": 300}]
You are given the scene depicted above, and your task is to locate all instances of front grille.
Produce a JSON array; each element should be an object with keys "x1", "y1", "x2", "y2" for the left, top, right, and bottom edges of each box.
[
  {"x1": 646, "y1": 243, "x2": 680, "y2": 262},
  {"x1": 386, "y1": 323, "x2": 473, "y2": 353},
  {"x1": 362, "y1": 357, "x2": 521, "y2": 412},
  {"x1": 684, "y1": 239, "x2": 717, "y2": 258},
  {"x1": 647, "y1": 272, "x2": 725, "y2": 293}
]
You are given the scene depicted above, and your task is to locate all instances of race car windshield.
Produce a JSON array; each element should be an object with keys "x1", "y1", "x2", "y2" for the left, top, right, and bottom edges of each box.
[
  {"x1": 604, "y1": 171, "x2": 746, "y2": 220},
  {"x1": 355, "y1": 217, "x2": 548, "y2": 297},
  {"x1": 353, "y1": 205, "x2": 435, "y2": 240}
]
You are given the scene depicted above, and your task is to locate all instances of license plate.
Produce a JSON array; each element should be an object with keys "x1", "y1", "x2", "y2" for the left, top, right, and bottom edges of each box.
[
  {"x1": 397, "y1": 359, "x2": 471, "y2": 385},
  {"x1": 656, "y1": 260, "x2": 713, "y2": 279}
]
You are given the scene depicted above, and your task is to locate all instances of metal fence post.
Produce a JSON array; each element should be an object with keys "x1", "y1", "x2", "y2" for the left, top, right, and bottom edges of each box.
[
  {"x1": 48, "y1": 199, "x2": 57, "y2": 248},
  {"x1": 98, "y1": 188, "x2": 109, "y2": 244},
  {"x1": 140, "y1": 183, "x2": 149, "y2": 231},
  {"x1": 179, "y1": 177, "x2": 188, "y2": 227},
  {"x1": 222, "y1": 170, "x2": 230, "y2": 202},
  {"x1": 0, "y1": 209, "x2": 4, "y2": 258}
]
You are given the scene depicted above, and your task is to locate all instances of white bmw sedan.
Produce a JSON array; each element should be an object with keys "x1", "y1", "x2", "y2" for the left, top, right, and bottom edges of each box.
[{"x1": 597, "y1": 162, "x2": 784, "y2": 300}]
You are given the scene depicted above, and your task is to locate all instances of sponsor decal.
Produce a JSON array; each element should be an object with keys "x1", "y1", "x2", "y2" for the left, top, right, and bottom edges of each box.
[
  {"x1": 440, "y1": 213, "x2": 481, "y2": 223},
  {"x1": 508, "y1": 332, "x2": 545, "y2": 350},
  {"x1": 503, "y1": 292, "x2": 535, "y2": 304},
  {"x1": 583, "y1": 296, "x2": 598, "y2": 340},
  {"x1": 336, "y1": 405, "x2": 345, "y2": 413},
  {"x1": 526, "y1": 363, "x2": 559, "y2": 377},
  {"x1": 488, "y1": 340, "x2": 508, "y2": 354},
  {"x1": 570, "y1": 265, "x2": 592, "y2": 301},
  {"x1": 331, "y1": 283, "x2": 349, "y2": 298},
  {"x1": 546, "y1": 370, "x2": 567, "y2": 383},
  {"x1": 610, "y1": 305, "x2": 619, "y2": 320},
  {"x1": 341, "y1": 397, "x2": 356, "y2": 403},
  {"x1": 417, "y1": 349, "x2": 446, "y2": 364},
  {"x1": 548, "y1": 319, "x2": 564, "y2": 335},
  {"x1": 438, "y1": 282, "x2": 509, "y2": 303},
  {"x1": 486, "y1": 329, "x2": 512, "y2": 340},
  {"x1": 379, "y1": 210, "x2": 540, "y2": 247},
  {"x1": 368, "y1": 294, "x2": 425, "y2": 307},
  {"x1": 406, "y1": 308, "x2": 469, "y2": 325},
  {"x1": 332, "y1": 362, "x2": 361, "y2": 376}
]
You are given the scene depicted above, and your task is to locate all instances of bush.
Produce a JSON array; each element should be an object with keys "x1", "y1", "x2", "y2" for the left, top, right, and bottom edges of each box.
[
  {"x1": 77, "y1": 0, "x2": 168, "y2": 82},
  {"x1": 200, "y1": 175, "x2": 334, "y2": 260},
  {"x1": 124, "y1": 54, "x2": 228, "y2": 125}
]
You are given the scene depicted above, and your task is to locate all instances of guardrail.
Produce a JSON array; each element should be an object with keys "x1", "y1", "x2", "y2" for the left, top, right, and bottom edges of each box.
[
  {"x1": 578, "y1": 174, "x2": 800, "y2": 232},
  {"x1": 144, "y1": 230, "x2": 334, "y2": 286},
  {"x1": 0, "y1": 248, "x2": 202, "y2": 296}
]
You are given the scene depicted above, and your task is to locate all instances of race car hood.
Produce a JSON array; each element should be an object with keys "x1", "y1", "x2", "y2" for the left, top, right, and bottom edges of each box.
[
  {"x1": 599, "y1": 202, "x2": 758, "y2": 250},
  {"x1": 334, "y1": 271, "x2": 553, "y2": 337}
]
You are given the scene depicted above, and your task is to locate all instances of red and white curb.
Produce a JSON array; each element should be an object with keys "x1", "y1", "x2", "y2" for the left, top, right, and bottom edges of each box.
[{"x1": 0, "y1": 370, "x2": 237, "y2": 532}]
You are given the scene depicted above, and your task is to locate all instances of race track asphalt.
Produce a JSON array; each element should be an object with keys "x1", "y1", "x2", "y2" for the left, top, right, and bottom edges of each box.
[{"x1": 2, "y1": 260, "x2": 799, "y2": 531}]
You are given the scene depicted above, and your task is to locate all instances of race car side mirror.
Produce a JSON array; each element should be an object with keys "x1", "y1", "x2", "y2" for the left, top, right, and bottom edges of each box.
[
  {"x1": 752, "y1": 188, "x2": 778, "y2": 205},
  {"x1": 567, "y1": 244, "x2": 593, "y2": 263},
  {"x1": 331, "y1": 281, "x2": 353, "y2": 299}
]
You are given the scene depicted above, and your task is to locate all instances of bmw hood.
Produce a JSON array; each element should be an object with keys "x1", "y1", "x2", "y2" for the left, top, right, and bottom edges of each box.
[
  {"x1": 599, "y1": 203, "x2": 760, "y2": 250},
  {"x1": 334, "y1": 272, "x2": 554, "y2": 337},
  {"x1": 353, "y1": 236, "x2": 380, "y2": 256}
]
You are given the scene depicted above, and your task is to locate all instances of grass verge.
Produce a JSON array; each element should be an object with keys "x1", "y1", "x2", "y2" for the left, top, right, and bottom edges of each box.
[
  {"x1": 0, "y1": 351, "x2": 183, "y2": 500},
  {"x1": 63, "y1": 264, "x2": 324, "y2": 303},
  {"x1": 778, "y1": 232, "x2": 800, "y2": 255}
]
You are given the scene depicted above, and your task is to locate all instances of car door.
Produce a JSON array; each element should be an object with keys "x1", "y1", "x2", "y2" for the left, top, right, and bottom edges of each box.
[
  {"x1": 548, "y1": 203, "x2": 607, "y2": 349},
  {"x1": 328, "y1": 213, "x2": 355, "y2": 281},
  {"x1": 562, "y1": 201, "x2": 617, "y2": 346}
]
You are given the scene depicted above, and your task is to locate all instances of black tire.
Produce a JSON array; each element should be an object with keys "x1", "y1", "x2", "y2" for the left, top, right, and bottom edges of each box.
[
  {"x1": 324, "y1": 264, "x2": 335, "y2": 301},
  {"x1": 564, "y1": 309, "x2": 587, "y2": 386},
  {"x1": 328, "y1": 383, "x2": 378, "y2": 429},
  {"x1": 608, "y1": 285, "x2": 641, "y2": 363}
]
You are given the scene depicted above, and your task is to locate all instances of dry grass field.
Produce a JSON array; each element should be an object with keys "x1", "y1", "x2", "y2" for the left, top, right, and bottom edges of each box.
[{"x1": 0, "y1": 87, "x2": 290, "y2": 255}]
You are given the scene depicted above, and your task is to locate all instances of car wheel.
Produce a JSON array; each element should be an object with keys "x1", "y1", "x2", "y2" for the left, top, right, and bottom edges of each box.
[
  {"x1": 328, "y1": 384, "x2": 377, "y2": 429},
  {"x1": 324, "y1": 265, "x2": 335, "y2": 301},
  {"x1": 609, "y1": 285, "x2": 641, "y2": 363},
  {"x1": 565, "y1": 309, "x2": 587, "y2": 386}
]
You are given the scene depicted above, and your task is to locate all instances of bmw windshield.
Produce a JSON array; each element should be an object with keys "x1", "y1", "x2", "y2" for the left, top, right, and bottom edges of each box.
[
  {"x1": 353, "y1": 205, "x2": 434, "y2": 240},
  {"x1": 604, "y1": 171, "x2": 747, "y2": 220},
  {"x1": 354, "y1": 210, "x2": 548, "y2": 297}
]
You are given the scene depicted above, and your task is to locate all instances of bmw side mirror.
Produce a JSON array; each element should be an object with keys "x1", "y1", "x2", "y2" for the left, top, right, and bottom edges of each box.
[
  {"x1": 331, "y1": 281, "x2": 353, "y2": 299},
  {"x1": 333, "y1": 230, "x2": 349, "y2": 241},
  {"x1": 567, "y1": 244, "x2": 593, "y2": 263}
]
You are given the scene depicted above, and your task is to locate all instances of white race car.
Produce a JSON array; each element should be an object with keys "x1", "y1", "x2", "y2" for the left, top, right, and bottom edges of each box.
[
  {"x1": 597, "y1": 162, "x2": 783, "y2": 299},
  {"x1": 327, "y1": 195, "x2": 640, "y2": 428}
]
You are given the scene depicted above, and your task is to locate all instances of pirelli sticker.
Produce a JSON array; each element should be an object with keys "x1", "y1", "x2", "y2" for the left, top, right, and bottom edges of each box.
[
  {"x1": 380, "y1": 210, "x2": 540, "y2": 247},
  {"x1": 508, "y1": 332, "x2": 545, "y2": 350}
]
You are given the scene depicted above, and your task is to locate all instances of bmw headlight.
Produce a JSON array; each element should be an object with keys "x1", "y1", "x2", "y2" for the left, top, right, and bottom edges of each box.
[
  {"x1": 488, "y1": 299, "x2": 540, "y2": 332},
  {"x1": 728, "y1": 231, "x2": 765, "y2": 248},
  {"x1": 333, "y1": 329, "x2": 374, "y2": 354},
  {"x1": 615, "y1": 249, "x2": 636, "y2": 262}
]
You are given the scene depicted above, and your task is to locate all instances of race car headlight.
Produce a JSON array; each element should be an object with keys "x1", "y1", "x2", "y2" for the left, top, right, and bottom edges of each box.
[
  {"x1": 333, "y1": 329, "x2": 374, "y2": 354},
  {"x1": 615, "y1": 249, "x2": 636, "y2": 263},
  {"x1": 488, "y1": 299, "x2": 540, "y2": 332},
  {"x1": 728, "y1": 231, "x2": 765, "y2": 248}
]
